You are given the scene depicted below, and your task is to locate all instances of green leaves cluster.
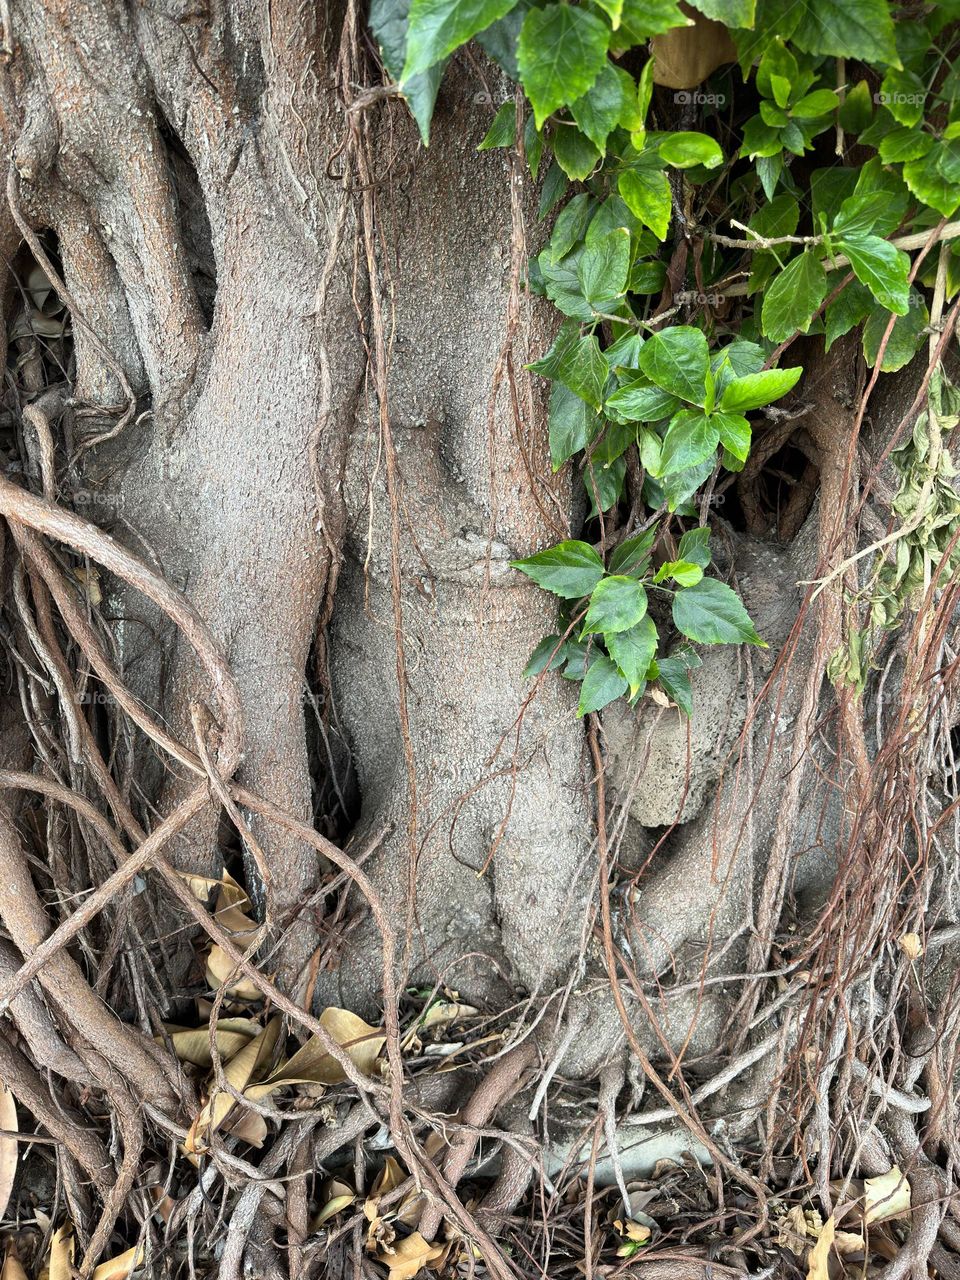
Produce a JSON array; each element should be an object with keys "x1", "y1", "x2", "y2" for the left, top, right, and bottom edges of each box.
[
  {"x1": 513, "y1": 526, "x2": 763, "y2": 715},
  {"x1": 371, "y1": 0, "x2": 960, "y2": 714}
]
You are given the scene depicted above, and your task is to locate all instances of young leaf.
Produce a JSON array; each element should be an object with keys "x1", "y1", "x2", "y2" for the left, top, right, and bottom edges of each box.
[
  {"x1": 672, "y1": 577, "x2": 764, "y2": 645},
  {"x1": 578, "y1": 655, "x2": 629, "y2": 715},
  {"x1": 512, "y1": 540, "x2": 604, "y2": 598},
  {"x1": 402, "y1": 0, "x2": 518, "y2": 80},
  {"x1": 658, "y1": 131, "x2": 723, "y2": 170},
  {"x1": 761, "y1": 250, "x2": 827, "y2": 342},
  {"x1": 607, "y1": 615, "x2": 658, "y2": 693},
  {"x1": 609, "y1": 527, "x2": 657, "y2": 576},
  {"x1": 618, "y1": 168, "x2": 672, "y2": 241},
  {"x1": 517, "y1": 5, "x2": 610, "y2": 129},
  {"x1": 653, "y1": 559, "x2": 703, "y2": 586},
  {"x1": 583, "y1": 575, "x2": 648, "y2": 634},
  {"x1": 638, "y1": 326, "x2": 711, "y2": 406},
  {"x1": 719, "y1": 366, "x2": 802, "y2": 412},
  {"x1": 478, "y1": 102, "x2": 517, "y2": 150},
  {"x1": 659, "y1": 409, "x2": 720, "y2": 474},
  {"x1": 838, "y1": 235, "x2": 911, "y2": 314}
]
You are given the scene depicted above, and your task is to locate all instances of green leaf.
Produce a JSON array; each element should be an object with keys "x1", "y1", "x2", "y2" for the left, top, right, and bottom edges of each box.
[
  {"x1": 583, "y1": 575, "x2": 648, "y2": 635},
  {"x1": 838, "y1": 235, "x2": 911, "y2": 315},
  {"x1": 529, "y1": 320, "x2": 608, "y2": 408},
  {"x1": 790, "y1": 0, "x2": 899, "y2": 66},
  {"x1": 606, "y1": 377, "x2": 679, "y2": 422},
  {"x1": 824, "y1": 278, "x2": 873, "y2": 352},
  {"x1": 654, "y1": 559, "x2": 703, "y2": 586},
  {"x1": 618, "y1": 168, "x2": 672, "y2": 241},
  {"x1": 713, "y1": 411, "x2": 751, "y2": 462},
  {"x1": 831, "y1": 193, "x2": 881, "y2": 238},
  {"x1": 607, "y1": 615, "x2": 658, "y2": 694},
  {"x1": 757, "y1": 39, "x2": 798, "y2": 105},
  {"x1": 537, "y1": 248, "x2": 595, "y2": 322},
  {"x1": 578, "y1": 228, "x2": 631, "y2": 304},
  {"x1": 584, "y1": 455, "x2": 626, "y2": 513},
  {"x1": 879, "y1": 67, "x2": 926, "y2": 127},
  {"x1": 517, "y1": 4, "x2": 610, "y2": 129},
  {"x1": 761, "y1": 250, "x2": 827, "y2": 342},
  {"x1": 402, "y1": 0, "x2": 517, "y2": 79},
  {"x1": 609, "y1": 528, "x2": 657, "y2": 576},
  {"x1": 878, "y1": 126, "x2": 933, "y2": 165},
  {"x1": 851, "y1": 159, "x2": 909, "y2": 237},
  {"x1": 656, "y1": 655, "x2": 693, "y2": 716},
  {"x1": 677, "y1": 526, "x2": 712, "y2": 569},
  {"x1": 671, "y1": 577, "x2": 764, "y2": 645},
  {"x1": 838, "y1": 79, "x2": 873, "y2": 133},
  {"x1": 578, "y1": 655, "x2": 628, "y2": 715},
  {"x1": 552, "y1": 124, "x2": 602, "y2": 180},
  {"x1": 618, "y1": 0, "x2": 686, "y2": 43},
  {"x1": 862, "y1": 296, "x2": 928, "y2": 373},
  {"x1": 549, "y1": 381, "x2": 599, "y2": 470},
  {"x1": 369, "y1": 0, "x2": 448, "y2": 143},
  {"x1": 658, "y1": 132, "x2": 724, "y2": 170},
  {"x1": 688, "y1": 0, "x2": 754, "y2": 24},
  {"x1": 547, "y1": 193, "x2": 596, "y2": 262},
  {"x1": 478, "y1": 102, "x2": 517, "y2": 150},
  {"x1": 571, "y1": 63, "x2": 626, "y2": 152},
  {"x1": 476, "y1": 0, "x2": 530, "y2": 78},
  {"x1": 790, "y1": 89, "x2": 838, "y2": 119},
  {"x1": 719, "y1": 366, "x2": 802, "y2": 412},
  {"x1": 903, "y1": 147, "x2": 960, "y2": 218},
  {"x1": 523, "y1": 634, "x2": 567, "y2": 676},
  {"x1": 659, "y1": 409, "x2": 720, "y2": 475},
  {"x1": 638, "y1": 327, "x2": 711, "y2": 407},
  {"x1": 512, "y1": 539, "x2": 604, "y2": 598}
]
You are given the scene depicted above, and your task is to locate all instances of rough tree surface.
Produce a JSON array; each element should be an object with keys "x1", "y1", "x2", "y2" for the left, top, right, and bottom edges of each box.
[{"x1": 0, "y1": 2, "x2": 957, "y2": 1279}]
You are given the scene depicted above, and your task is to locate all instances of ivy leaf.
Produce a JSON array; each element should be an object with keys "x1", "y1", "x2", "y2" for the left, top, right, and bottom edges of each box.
[
  {"x1": 719, "y1": 366, "x2": 802, "y2": 412},
  {"x1": 824, "y1": 279, "x2": 873, "y2": 352},
  {"x1": 761, "y1": 250, "x2": 827, "y2": 342},
  {"x1": 529, "y1": 320, "x2": 608, "y2": 408},
  {"x1": 659, "y1": 132, "x2": 724, "y2": 170},
  {"x1": 903, "y1": 148, "x2": 960, "y2": 218},
  {"x1": 606, "y1": 377, "x2": 679, "y2": 422},
  {"x1": 552, "y1": 126, "x2": 602, "y2": 180},
  {"x1": 677, "y1": 526, "x2": 712, "y2": 569},
  {"x1": 831, "y1": 193, "x2": 882, "y2": 238},
  {"x1": 790, "y1": 0, "x2": 899, "y2": 67},
  {"x1": 790, "y1": 89, "x2": 838, "y2": 119},
  {"x1": 659, "y1": 409, "x2": 720, "y2": 475},
  {"x1": 609, "y1": 528, "x2": 657, "y2": 576},
  {"x1": 713, "y1": 411, "x2": 751, "y2": 462},
  {"x1": 838, "y1": 235, "x2": 911, "y2": 315},
  {"x1": 584, "y1": 455, "x2": 626, "y2": 514},
  {"x1": 548, "y1": 382, "x2": 599, "y2": 470},
  {"x1": 517, "y1": 5, "x2": 610, "y2": 129},
  {"x1": 687, "y1": 0, "x2": 755, "y2": 24},
  {"x1": 578, "y1": 228, "x2": 631, "y2": 305},
  {"x1": 583, "y1": 576, "x2": 648, "y2": 635},
  {"x1": 618, "y1": 0, "x2": 687, "y2": 43},
  {"x1": 478, "y1": 102, "x2": 517, "y2": 150},
  {"x1": 546, "y1": 193, "x2": 596, "y2": 263},
  {"x1": 879, "y1": 127, "x2": 933, "y2": 165},
  {"x1": 607, "y1": 615, "x2": 658, "y2": 694},
  {"x1": 578, "y1": 655, "x2": 628, "y2": 715},
  {"x1": 638, "y1": 327, "x2": 711, "y2": 407},
  {"x1": 511, "y1": 539, "x2": 604, "y2": 598},
  {"x1": 476, "y1": 0, "x2": 530, "y2": 78},
  {"x1": 618, "y1": 168, "x2": 672, "y2": 241},
  {"x1": 370, "y1": 0, "x2": 448, "y2": 143},
  {"x1": 523, "y1": 634, "x2": 567, "y2": 676},
  {"x1": 571, "y1": 63, "x2": 626, "y2": 152},
  {"x1": 672, "y1": 577, "x2": 764, "y2": 645},
  {"x1": 656, "y1": 655, "x2": 693, "y2": 716},
  {"x1": 862, "y1": 295, "x2": 929, "y2": 373},
  {"x1": 879, "y1": 67, "x2": 925, "y2": 127},
  {"x1": 402, "y1": 0, "x2": 518, "y2": 80}
]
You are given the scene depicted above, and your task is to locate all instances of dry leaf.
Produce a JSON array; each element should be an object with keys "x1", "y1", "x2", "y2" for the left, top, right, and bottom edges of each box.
[
  {"x1": 650, "y1": 6, "x2": 736, "y2": 89},
  {"x1": 864, "y1": 1166, "x2": 911, "y2": 1224},
  {"x1": 898, "y1": 933, "x2": 923, "y2": 960},
  {"x1": 205, "y1": 944, "x2": 263, "y2": 1002},
  {"x1": 185, "y1": 1017, "x2": 281, "y2": 1152},
  {"x1": 163, "y1": 1019, "x2": 260, "y2": 1068},
  {"x1": 0, "y1": 1083, "x2": 19, "y2": 1220},
  {"x1": 179, "y1": 871, "x2": 250, "y2": 911},
  {"x1": 374, "y1": 1232, "x2": 445, "y2": 1280},
  {"x1": 265, "y1": 1008, "x2": 385, "y2": 1087},
  {"x1": 92, "y1": 1245, "x2": 145, "y2": 1280},
  {"x1": 806, "y1": 1214, "x2": 835, "y2": 1280},
  {"x1": 71, "y1": 567, "x2": 102, "y2": 606},
  {"x1": 47, "y1": 1226, "x2": 74, "y2": 1280},
  {"x1": 2, "y1": 1245, "x2": 29, "y2": 1280},
  {"x1": 311, "y1": 1178, "x2": 356, "y2": 1230}
]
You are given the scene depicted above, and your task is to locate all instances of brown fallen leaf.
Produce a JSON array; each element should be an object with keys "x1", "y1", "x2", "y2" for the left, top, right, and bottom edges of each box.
[
  {"x1": 806, "y1": 1213, "x2": 835, "y2": 1280},
  {"x1": 311, "y1": 1177, "x2": 356, "y2": 1231},
  {"x1": 91, "y1": 1244, "x2": 145, "y2": 1280},
  {"x1": 47, "y1": 1226, "x2": 74, "y2": 1280},
  {"x1": 162, "y1": 1018, "x2": 260, "y2": 1069},
  {"x1": 898, "y1": 932, "x2": 923, "y2": 960},
  {"x1": 185, "y1": 1017, "x2": 282, "y2": 1153},
  {"x1": 1, "y1": 1244, "x2": 29, "y2": 1280},
  {"x1": 864, "y1": 1166, "x2": 911, "y2": 1224},
  {"x1": 264, "y1": 1008, "x2": 385, "y2": 1087},
  {"x1": 374, "y1": 1232, "x2": 445, "y2": 1280},
  {"x1": 0, "y1": 1083, "x2": 18, "y2": 1221}
]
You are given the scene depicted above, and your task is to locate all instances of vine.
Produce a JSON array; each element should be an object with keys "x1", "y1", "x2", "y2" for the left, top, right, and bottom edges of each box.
[{"x1": 371, "y1": 0, "x2": 960, "y2": 714}]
